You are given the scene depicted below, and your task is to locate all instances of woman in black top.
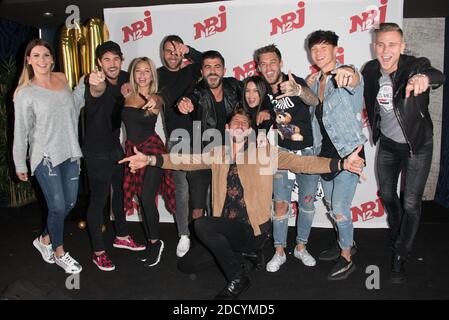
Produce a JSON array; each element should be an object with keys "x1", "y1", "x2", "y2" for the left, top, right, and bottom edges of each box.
[{"x1": 122, "y1": 57, "x2": 176, "y2": 267}]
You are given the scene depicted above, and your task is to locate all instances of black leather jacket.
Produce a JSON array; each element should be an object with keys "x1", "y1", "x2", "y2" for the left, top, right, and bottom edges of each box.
[
  {"x1": 362, "y1": 54, "x2": 444, "y2": 154},
  {"x1": 187, "y1": 77, "x2": 242, "y2": 138}
]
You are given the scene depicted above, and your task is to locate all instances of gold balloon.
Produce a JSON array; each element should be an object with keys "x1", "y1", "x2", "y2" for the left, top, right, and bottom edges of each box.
[
  {"x1": 60, "y1": 25, "x2": 81, "y2": 88},
  {"x1": 59, "y1": 18, "x2": 110, "y2": 86},
  {"x1": 85, "y1": 18, "x2": 109, "y2": 74},
  {"x1": 78, "y1": 220, "x2": 86, "y2": 230}
]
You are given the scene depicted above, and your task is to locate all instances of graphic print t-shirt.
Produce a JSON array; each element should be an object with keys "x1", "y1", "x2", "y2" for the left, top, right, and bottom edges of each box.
[
  {"x1": 268, "y1": 73, "x2": 313, "y2": 151},
  {"x1": 377, "y1": 71, "x2": 406, "y2": 143}
]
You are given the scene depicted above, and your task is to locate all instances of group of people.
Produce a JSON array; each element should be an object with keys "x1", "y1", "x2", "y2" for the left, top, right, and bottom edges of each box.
[{"x1": 13, "y1": 22, "x2": 444, "y2": 300}]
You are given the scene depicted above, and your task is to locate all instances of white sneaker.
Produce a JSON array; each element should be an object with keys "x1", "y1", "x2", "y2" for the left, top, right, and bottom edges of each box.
[
  {"x1": 266, "y1": 252, "x2": 287, "y2": 272},
  {"x1": 33, "y1": 236, "x2": 55, "y2": 264},
  {"x1": 294, "y1": 247, "x2": 316, "y2": 267},
  {"x1": 176, "y1": 235, "x2": 190, "y2": 258},
  {"x1": 54, "y1": 252, "x2": 82, "y2": 274}
]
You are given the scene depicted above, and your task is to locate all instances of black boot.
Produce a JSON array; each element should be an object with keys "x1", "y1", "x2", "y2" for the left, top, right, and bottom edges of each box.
[
  {"x1": 391, "y1": 253, "x2": 406, "y2": 284},
  {"x1": 214, "y1": 272, "x2": 250, "y2": 300},
  {"x1": 241, "y1": 250, "x2": 265, "y2": 271}
]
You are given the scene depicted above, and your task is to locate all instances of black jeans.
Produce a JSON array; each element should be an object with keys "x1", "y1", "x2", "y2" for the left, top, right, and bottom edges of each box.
[
  {"x1": 179, "y1": 217, "x2": 268, "y2": 281},
  {"x1": 187, "y1": 169, "x2": 211, "y2": 211},
  {"x1": 377, "y1": 135, "x2": 433, "y2": 257},
  {"x1": 85, "y1": 152, "x2": 129, "y2": 252}
]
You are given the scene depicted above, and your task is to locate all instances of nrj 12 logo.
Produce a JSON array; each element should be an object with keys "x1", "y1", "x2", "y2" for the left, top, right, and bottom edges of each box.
[
  {"x1": 122, "y1": 11, "x2": 153, "y2": 43},
  {"x1": 349, "y1": 0, "x2": 388, "y2": 33},
  {"x1": 270, "y1": 1, "x2": 305, "y2": 36},
  {"x1": 194, "y1": 6, "x2": 227, "y2": 40},
  {"x1": 233, "y1": 61, "x2": 259, "y2": 81},
  {"x1": 351, "y1": 196, "x2": 384, "y2": 222}
]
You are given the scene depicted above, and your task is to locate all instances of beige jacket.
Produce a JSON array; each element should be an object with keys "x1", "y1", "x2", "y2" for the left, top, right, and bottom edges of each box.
[{"x1": 161, "y1": 143, "x2": 339, "y2": 236}]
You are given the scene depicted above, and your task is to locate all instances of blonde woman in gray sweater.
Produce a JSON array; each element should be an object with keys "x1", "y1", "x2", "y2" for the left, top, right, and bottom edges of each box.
[{"x1": 13, "y1": 39, "x2": 85, "y2": 274}]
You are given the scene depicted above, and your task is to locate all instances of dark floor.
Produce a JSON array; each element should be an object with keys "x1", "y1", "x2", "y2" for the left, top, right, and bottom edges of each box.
[{"x1": 0, "y1": 201, "x2": 448, "y2": 300}]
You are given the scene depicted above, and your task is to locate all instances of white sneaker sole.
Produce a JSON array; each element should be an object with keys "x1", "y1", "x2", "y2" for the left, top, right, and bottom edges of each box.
[
  {"x1": 92, "y1": 259, "x2": 116, "y2": 271},
  {"x1": 146, "y1": 241, "x2": 164, "y2": 267},
  {"x1": 294, "y1": 251, "x2": 317, "y2": 267},
  {"x1": 55, "y1": 261, "x2": 83, "y2": 274},
  {"x1": 33, "y1": 238, "x2": 55, "y2": 264},
  {"x1": 113, "y1": 243, "x2": 146, "y2": 251}
]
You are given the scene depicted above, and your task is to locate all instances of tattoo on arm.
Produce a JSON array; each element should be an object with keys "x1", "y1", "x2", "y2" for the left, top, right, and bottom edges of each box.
[{"x1": 299, "y1": 86, "x2": 320, "y2": 106}]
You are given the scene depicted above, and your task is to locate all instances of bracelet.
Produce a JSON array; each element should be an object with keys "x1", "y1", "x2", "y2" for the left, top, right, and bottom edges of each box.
[
  {"x1": 339, "y1": 159, "x2": 345, "y2": 171},
  {"x1": 147, "y1": 155, "x2": 152, "y2": 166}
]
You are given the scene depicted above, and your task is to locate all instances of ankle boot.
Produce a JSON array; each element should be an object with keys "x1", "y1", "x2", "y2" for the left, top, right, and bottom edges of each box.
[
  {"x1": 214, "y1": 271, "x2": 250, "y2": 300},
  {"x1": 391, "y1": 253, "x2": 406, "y2": 284}
]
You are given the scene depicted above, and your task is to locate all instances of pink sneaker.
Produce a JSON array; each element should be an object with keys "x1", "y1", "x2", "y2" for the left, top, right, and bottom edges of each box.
[
  {"x1": 92, "y1": 252, "x2": 115, "y2": 271},
  {"x1": 113, "y1": 236, "x2": 146, "y2": 251}
]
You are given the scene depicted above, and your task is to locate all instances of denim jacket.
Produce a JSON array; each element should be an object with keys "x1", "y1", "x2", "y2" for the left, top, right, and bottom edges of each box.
[{"x1": 310, "y1": 62, "x2": 367, "y2": 158}]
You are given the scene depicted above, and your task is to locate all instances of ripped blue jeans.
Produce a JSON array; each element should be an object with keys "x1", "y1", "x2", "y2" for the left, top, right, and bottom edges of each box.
[
  {"x1": 272, "y1": 147, "x2": 320, "y2": 248},
  {"x1": 321, "y1": 170, "x2": 359, "y2": 250},
  {"x1": 34, "y1": 157, "x2": 80, "y2": 250}
]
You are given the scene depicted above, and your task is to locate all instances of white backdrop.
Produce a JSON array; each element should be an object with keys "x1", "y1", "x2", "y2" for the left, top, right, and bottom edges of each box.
[{"x1": 104, "y1": 0, "x2": 403, "y2": 228}]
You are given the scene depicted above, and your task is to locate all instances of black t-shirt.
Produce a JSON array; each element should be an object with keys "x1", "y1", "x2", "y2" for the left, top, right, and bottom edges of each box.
[
  {"x1": 83, "y1": 70, "x2": 129, "y2": 157},
  {"x1": 268, "y1": 73, "x2": 313, "y2": 151},
  {"x1": 157, "y1": 61, "x2": 201, "y2": 137},
  {"x1": 215, "y1": 99, "x2": 227, "y2": 144},
  {"x1": 315, "y1": 102, "x2": 340, "y2": 159}
]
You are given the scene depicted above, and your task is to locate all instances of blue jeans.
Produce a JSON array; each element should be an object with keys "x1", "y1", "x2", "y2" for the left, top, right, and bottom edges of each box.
[
  {"x1": 321, "y1": 170, "x2": 359, "y2": 250},
  {"x1": 34, "y1": 157, "x2": 80, "y2": 250},
  {"x1": 272, "y1": 148, "x2": 320, "y2": 248}
]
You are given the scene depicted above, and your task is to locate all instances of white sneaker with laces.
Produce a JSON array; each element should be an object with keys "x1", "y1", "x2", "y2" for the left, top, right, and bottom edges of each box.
[
  {"x1": 33, "y1": 236, "x2": 55, "y2": 264},
  {"x1": 54, "y1": 252, "x2": 82, "y2": 274},
  {"x1": 176, "y1": 235, "x2": 190, "y2": 258},
  {"x1": 266, "y1": 252, "x2": 287, "y2": 272},
  {"x1": 294, "y1": 247, "x2": 316, "y2": 267}
]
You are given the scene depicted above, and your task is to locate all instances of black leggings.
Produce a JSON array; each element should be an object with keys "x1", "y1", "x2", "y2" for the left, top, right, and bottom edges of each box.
[{"x1": 140, "y1": 166, "x2": 163, "y2": 241}]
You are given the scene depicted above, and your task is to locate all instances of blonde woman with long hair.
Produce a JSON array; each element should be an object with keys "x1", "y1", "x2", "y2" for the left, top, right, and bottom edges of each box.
[
  {"x1": 13, "y1": 38, "x2": 85, "y2": 274},
  {"x1": 122, "y1": 57, "x2": 176, "y2": 267}
]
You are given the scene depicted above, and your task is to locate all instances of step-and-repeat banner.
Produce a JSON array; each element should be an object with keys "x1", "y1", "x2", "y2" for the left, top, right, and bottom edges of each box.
[{"x1": 104, "y1": 0, "x2": 403, "y2": 228}]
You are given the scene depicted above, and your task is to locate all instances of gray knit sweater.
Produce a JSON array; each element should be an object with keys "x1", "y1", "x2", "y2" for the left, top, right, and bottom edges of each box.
[{"x1": 13, "y1": 82, "x2": 85, "y2": 175}]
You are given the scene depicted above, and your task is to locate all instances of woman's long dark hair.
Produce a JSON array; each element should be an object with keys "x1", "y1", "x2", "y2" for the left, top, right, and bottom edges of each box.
[{"x1": 241, "y1": 75, "x2": 270, "y2": 129}]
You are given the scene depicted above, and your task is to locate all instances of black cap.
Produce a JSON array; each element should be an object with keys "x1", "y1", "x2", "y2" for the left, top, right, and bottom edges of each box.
[{"x1": 95, "y1": 41, "x2": 123, "y2": 59}]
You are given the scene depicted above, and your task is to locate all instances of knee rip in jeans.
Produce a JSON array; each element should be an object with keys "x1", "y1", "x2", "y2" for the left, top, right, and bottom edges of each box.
[
  {"x1": 274, "y1": 200, "x2": 289, "y2": 214},
  {"x1": 332, "y1": 213, "x2": 348, "y2": 222},
  {"x1": 303, "y1": 195, "x2": 314, "y2": 204}
]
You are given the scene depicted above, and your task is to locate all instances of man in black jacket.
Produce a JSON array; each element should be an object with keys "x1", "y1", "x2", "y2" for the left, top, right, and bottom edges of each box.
[
  {"x1": 178, "y1": 50, "x2": 242, "y2": 220},
  {"x1": 157, "y1": 35, "x2": 202, "y2": 258},
  {"x1": 362, "y1": 23, "x2": 444, "y2": 284}
]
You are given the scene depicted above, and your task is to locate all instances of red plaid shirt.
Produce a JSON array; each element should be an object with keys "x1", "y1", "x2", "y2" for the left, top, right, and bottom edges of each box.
[{"x1": 123, "y1": 134, "x2": 176, "y2": 216}]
